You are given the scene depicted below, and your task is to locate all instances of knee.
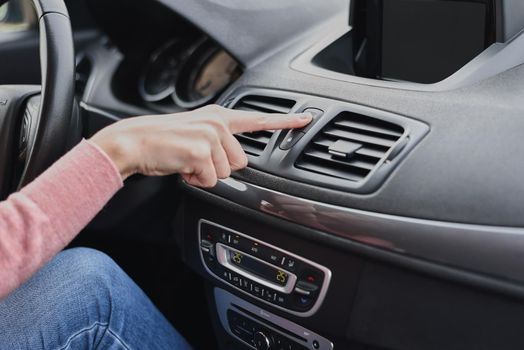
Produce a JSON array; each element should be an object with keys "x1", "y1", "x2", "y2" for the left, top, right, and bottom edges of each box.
[
  {"x1": 50, "y1": 248, "x2": 127, "y2": 296},
  {"x1": 0, "y1": 248, "x2": 128, "y2": 336},
  {"x1": 55, "y1": 247, "x2": 119, "y2": 280}
]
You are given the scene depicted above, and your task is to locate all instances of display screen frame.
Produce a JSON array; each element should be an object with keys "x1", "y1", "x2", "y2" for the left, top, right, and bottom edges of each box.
[{"x1": 350, "y1": 0, "x2": 497, "y2": 83}]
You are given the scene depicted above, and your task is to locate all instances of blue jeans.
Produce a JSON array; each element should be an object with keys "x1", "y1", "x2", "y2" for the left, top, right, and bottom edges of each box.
[{"x1": 0, "y1": 248, "x2": 193, "y2": 350}]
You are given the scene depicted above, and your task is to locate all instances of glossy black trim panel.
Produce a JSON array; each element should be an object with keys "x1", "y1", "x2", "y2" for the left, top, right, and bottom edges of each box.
[{"x1": 197, "y1": 177, "x2": 524, "y2": 287}]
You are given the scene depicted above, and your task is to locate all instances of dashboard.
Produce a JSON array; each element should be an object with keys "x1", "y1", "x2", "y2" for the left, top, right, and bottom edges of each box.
[{"x1": 77, "y1": 0, "x2": 524, "y2": 349}]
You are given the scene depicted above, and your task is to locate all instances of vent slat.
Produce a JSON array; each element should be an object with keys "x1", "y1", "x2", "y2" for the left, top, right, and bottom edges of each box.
[
  {"x1": 296, "y1": 111, "x2": 404, "y2": 182},
  {"x1": 235, "y1": 133, "x2": 273, "y2": 146},
  {"x1": 239, "y1": 100, "x2": 291, "y2": 114},
  {"x1": 235, "y1": 106, "x2": 264, "y2": 113},
  {"x1": 334, "y1": 120, "x2": 404, "y2": 138},
  {"x1": 323, "y1": 129, "x2": 396, "y2": 148},
  {"x1": 304, "y1": 150, "x2": 376, "y2": 171},
  {"x1": 296, "y1": 160, "x2": 368, "y2": 181},
  {"x1": 355, "y1": 148, "x2": 387, "y2": 159},
  {"x1": 231, "y1": 95, "x2": 296, "y2": 156},
  {"x1": 239, "y1": 143, "x2": 267, "y2": 156}
]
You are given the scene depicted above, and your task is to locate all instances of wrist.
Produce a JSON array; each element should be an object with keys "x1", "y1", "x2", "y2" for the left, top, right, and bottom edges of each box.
[{"x1": 89, "y1": 132, "x2": 136, "y2": 181}]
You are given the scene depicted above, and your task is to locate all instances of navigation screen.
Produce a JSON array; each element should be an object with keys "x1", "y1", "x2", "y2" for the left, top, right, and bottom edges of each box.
[{"x1": 381, "y1": 0, "x2": 488, "y2": 83}]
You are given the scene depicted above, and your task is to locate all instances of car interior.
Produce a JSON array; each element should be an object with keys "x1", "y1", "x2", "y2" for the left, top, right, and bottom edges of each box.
[{"x1": 1, "y1": 0, "x2": 524, "y2": 349}]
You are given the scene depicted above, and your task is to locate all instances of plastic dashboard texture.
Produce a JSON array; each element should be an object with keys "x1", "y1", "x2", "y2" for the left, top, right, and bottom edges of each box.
[
  {"x1": 84, "y1": 0, "x2": 524, "y2": 225},
  {"x1": 146, "y1": 0, "x2": 524, "y2": 226},
  {"x1": 218, "y1": 56, "x2": 524, "y2": 227}
]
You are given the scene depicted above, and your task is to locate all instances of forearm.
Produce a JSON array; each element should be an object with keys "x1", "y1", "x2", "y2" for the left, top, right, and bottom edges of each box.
[{"x1": 0, "y1": 140, "x2": 123, "y2": 299}]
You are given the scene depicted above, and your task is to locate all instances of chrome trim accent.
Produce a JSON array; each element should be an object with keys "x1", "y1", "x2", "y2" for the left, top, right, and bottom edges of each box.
[
  {"x1": 215, "y1": 244, "x2": 298, "y2": 294},
  {"x1": 198, "y1": 219, "x2": 332, "y2": 317},
  {"x1": 200, "y1": 178, "x2": 524, "y2": 285},
  {"x1": 214, "y1": 288, "x2": 334, "y2": 350}
]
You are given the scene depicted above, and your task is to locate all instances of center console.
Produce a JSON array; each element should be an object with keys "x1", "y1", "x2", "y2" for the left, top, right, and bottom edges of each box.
[
  {"x1": 177, "y1": 195, "x2": 364, "y2": 349},
  {"x1": 178, "y1": 186, "x2": 524, "y2": 350},
  {"x1": 198, "y1": 219, "x2": 336, "y2": 349}
]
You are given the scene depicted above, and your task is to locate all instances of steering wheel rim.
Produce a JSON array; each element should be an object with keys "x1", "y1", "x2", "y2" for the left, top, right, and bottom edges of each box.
[{"x1": 0, "y1": 0, "x2": 76, "y2": 198}]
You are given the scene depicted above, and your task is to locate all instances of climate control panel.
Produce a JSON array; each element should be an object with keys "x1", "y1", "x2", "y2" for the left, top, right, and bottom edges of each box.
[{"x1": 198, "y1": 220, "x2": 331, "y2": 316}]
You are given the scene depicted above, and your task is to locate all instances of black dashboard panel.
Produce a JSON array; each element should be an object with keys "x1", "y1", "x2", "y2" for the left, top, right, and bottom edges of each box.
[
  {"x1": 77, "y1": 1, "x2": 524, "y2": 349},
  {"x1": 178, "y1": 190, "x2": 524, "y2": 350},
  {"x1": 114, "y1": 0, "x2": 524, "y2": 227}
]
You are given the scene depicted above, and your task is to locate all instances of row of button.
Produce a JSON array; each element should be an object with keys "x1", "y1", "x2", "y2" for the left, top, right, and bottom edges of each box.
[
  {"x1": 220, "y1": 269, "x2": 289, "y2": 307},
  {"x1": 204, "y1": 223, "x2": 303, "y2": 273}
]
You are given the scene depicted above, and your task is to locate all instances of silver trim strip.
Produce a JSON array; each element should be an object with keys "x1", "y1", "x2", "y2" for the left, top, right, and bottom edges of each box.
[
  {"x1": 215, "y1": 244, "x2": 298, "y2": 294},
  {"x1": 198, "y1": 219, "x2": 332, "y2": 317},
  {"x1": 199, "y1": 178, "x2": 524, "y2": 285},
  {"x1": 214, "y1": 288, "x2": 334, "y2": 350}
]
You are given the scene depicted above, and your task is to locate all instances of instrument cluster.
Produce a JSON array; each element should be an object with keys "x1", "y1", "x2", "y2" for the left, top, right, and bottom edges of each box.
[{"x1": 138, "y1": 36, "x2": 242, "y2": 109}]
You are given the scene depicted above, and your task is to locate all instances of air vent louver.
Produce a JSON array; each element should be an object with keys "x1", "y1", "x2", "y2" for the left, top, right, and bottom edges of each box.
[
  {"x1": 296, "y1": 112, "x2": 405, "y2": 182},
  {"x1": 232, "y1": 95, "x2": 296, "y2": 156}
]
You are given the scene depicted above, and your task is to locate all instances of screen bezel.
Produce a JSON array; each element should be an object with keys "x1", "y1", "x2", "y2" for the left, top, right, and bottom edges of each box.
[{"x1": 350, "y1": 0, "x2": 497, "y2": 83}]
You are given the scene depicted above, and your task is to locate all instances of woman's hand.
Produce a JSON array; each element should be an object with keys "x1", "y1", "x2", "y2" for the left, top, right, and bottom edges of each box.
[{"x1": 90, "y1": 104, "x2": 312, "y2": 187}]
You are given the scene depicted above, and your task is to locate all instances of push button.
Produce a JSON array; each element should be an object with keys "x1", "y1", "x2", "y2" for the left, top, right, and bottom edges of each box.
[
  {"x1": 219, "y1": 231, "x2": 231, "y2": 244},
  {"x1": 280, "y1": 130, "x2": 305, "y2": 150},
  {"x1": 258, "y1": 247, "x2": 282, "y2": 265},
  {"x1": 275, "y1": 293, "x2": 287, "y2": 306},
  {"x1": 298, "y1": 108, "x2": 323, "y2": 133},
  {"x1": 279, "y1": 107, "x2": 324, "y2": 150},
  {"x1": 267, "y1": 251, "x2": 282, "y2": 264},
  {"x1": 252, "y1": 284, "x2": 263, "y2": 297},
  {"x1": 231, "y1": 274, "x2": 241, "y2": 287},
  {"x1": 280, "y1": 256, "x2": 300, "y2": 272},
  {"x1": 200, "y1": 240, "x2": 214, "y2": 255},
  {"x1": 294, "y1": 281, "x2": 319, "y2": 296},
  {"x1": 263, "y1": 289, "x2": 276, "y2": 302}
]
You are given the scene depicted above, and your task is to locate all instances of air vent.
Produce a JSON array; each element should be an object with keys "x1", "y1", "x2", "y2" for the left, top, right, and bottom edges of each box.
[
  {"x1": 232, "y1": 95, "x2": 296, "y2": 156},
  {"x1": 296, "y1": 112, "x2": 405, "y2": 182}
]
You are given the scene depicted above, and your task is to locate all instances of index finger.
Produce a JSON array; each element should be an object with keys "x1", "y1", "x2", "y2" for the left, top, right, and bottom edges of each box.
[{"x1": 223, "y1": 109, "x2": 313, "y2": 134}]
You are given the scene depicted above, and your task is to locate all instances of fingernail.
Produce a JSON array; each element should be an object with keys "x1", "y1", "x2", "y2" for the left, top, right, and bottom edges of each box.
[{"x1": 300, "y1": 113, "x2": 313, "y2": 120}]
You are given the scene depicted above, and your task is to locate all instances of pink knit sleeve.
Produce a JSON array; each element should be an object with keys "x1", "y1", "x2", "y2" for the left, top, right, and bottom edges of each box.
[{"x1": 0, "y1": 139, "x2": 123, "y2": 300}]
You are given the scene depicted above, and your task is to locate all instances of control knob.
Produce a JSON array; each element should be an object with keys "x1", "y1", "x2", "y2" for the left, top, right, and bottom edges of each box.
[{"x1": 253, "y1": 331, "x2": 272, "y2": 350}]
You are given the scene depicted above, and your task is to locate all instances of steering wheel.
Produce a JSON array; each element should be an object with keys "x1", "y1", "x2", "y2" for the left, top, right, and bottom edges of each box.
[{"x1": 0, "y1": 0, "x2": 79, "y2": 200}]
